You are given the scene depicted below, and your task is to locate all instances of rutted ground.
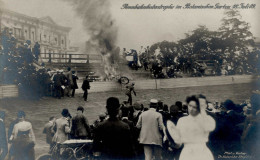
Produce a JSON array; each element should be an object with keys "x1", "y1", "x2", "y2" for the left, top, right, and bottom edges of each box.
[{"x1": 0, "y1": 83, "x2": 254, "y2": 157}]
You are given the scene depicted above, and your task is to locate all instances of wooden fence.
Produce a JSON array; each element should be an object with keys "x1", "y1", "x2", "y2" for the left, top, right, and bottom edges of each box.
[
  {"x1": 40, "y1": 53, "x2": 102, "y2": 64},
  {"x1": 0, "y1": 75, "x2": 256, "y2": 98},
  {"x1": 0, "y1": 85, "x2": 19, "y2": 99}
]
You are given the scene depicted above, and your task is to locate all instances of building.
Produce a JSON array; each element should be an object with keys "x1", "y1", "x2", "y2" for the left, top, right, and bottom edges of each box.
[{"x1": 0, "y1": 8, "x2": 71, "y2": 61}]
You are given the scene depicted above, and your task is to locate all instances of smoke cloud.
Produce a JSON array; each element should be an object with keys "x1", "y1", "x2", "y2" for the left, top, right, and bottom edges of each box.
[{"x1": 63, "y1": 0, "x2": 124, "y2": 80}]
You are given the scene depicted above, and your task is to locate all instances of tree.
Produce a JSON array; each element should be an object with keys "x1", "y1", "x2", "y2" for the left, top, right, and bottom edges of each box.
[
  {"x1": 149, "y1": 41, "x2": 178, "y2": 67},
  {"x1": 218, "y1": 10, "x2": 255, "y2": 56}
]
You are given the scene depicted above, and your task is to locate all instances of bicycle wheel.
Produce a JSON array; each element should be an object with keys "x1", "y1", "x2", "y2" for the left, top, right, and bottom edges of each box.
[
  {"x1": 120, "y1": 76, "x2": 129, "y2": 84},
  {"x1": 36, "y1": 154, "x2": 53, "y2": 160},
  {"x1": 61, "y1": 147, "x2": 75, "y2": 160},
  {"x1": 74, "y1": 146, "x2": 89, "y2": 160}
]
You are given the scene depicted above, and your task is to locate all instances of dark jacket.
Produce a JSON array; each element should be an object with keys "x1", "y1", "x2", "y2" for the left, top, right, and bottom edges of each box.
[
  {"x1": 81, "y1": 79, "x2": 90, "y2": 91},
  {"x1": 93, "y1": 117, "x2": 135, "y2": 159},
  {"x1": 53, "y1": 74, "x2": 62, "y2": 86},
  {"x1": 72, "y1": 74, "x2": 79, "y2": 89},
  {"x1": 43, "y1": 121, "x2": 55, "y2": 144},
  {"x1": 0, "y1": 119, "x2": 7, "y2": 149},
  {"x1": 71, "y1": 113, "x2": 91, "y2": 139}
]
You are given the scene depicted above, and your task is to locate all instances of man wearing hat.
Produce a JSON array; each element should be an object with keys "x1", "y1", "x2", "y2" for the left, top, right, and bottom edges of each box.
[
  {"x1": 136, "y1": 99, "x2": 165, "y2": 160},
  {"x1": 93, "y1": 97, "x2": 135, "y2": 159}
]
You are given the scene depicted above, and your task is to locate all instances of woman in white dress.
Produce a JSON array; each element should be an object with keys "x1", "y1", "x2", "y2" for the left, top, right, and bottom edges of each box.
[{"x1": 173, "y1": 95, "x2": 216, "y2": 160}]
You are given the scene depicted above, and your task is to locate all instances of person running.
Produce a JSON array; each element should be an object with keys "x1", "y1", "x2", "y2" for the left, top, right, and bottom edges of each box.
[{"x1": 125, "y1": 82, "x2": 136, "y2": 105}]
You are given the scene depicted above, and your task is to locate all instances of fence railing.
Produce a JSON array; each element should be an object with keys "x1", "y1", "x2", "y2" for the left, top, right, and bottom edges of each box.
[{"x1": 40, "y1": 53, "x2": 102, "y2": 64}]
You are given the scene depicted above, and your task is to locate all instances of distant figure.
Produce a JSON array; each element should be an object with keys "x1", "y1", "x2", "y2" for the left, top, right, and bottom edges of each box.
[
  {"x1": 136, "y1": 99, "x2": 166, "y2": 160},
  {"x1": 65, "y1": 67, "x2": 73, "y2": 97},
  {"x1": 82, "y1": 75, "x2": 90, "y2": 101},
  {"x1": 10, "y1": 111, "x2": 36, "y2": 160},
  {"x1": 53, "y1": 70, "x2": 63, "y2": 99},
  {"x1": 33, "y1": 42, "x2": 40, "y2": 61},
  {"x1": 43, "y1": 116, "x2": 56, "y2": 150},
  {"x1": 71, "y1": 71, "x2": 79, "y2": 97},
  {"x1": 71, "y1": 106, "x2": 91, "y2": 139},
  {"x1": 93, "y1": 97, "x2": 135, "y2": 159},
  {"x1": 0, "y1": 111, "x2": 8, "y2": 160},
  {"x1": 125, "y1": 82, "x2": 136, "y2": 105}
]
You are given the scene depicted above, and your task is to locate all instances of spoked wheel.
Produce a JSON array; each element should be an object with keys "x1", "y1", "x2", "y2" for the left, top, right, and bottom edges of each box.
[
  {"x1": 36, "y1": 154, "x2": 53, "y2": 160},
  {"x1": 74, "y1": 146, "x2": 89, "y2": 160},
  {"x1": 119, "y1": 76, "x2": 129, "y2": 85},
  {"x1": 61, "y1": 147, "x2": 75, "y2": 160}
]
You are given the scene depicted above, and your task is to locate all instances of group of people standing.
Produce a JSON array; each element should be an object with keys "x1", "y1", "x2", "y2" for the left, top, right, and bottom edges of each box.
[
  {"x1": 1, "y1": 92, "x2": 259, "y2": 160},
  {"x1": 52, "y1": 67, "x2": 79, "y2": 99},
  {"x1": 51, "y1": 67, "x2": 91, "y2": 101},
  {"x1": 39, "y1": 95, "x2": 216, "y2": 160}
]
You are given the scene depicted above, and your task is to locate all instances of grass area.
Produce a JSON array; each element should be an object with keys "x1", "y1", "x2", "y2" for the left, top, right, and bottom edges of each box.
[{"x1": 0, "y1": 83, "x2": 255, "y2": 157}]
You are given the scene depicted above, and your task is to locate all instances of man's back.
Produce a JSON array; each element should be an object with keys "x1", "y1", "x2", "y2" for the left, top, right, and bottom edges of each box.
[
  {"x1": 82, "y1": 79, "x2": 90, "y2": 91},
  {"x1": 137, "y1": 109, "x2": 164, "y2": 146},
  {"x1": 43, "y1": 121, "x2": 54, "y2": 144},
  {"x1": 93, "y1": 118, "x2": 135, "y2": 159},
  {"x1": 71, "y1": 114, "x2": 90, "y2": 139}
]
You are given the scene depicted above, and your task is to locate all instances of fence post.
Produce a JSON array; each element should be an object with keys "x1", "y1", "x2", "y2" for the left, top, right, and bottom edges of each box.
[
  {"x1": 48, "y1": 53, "x2": 51, "y2": 63},
  {"x1": 87, "y1": 54, "x2": 89, "y2": 64},
  {"x1": 69, "y1": 54, "x2": 72, "y2": 63}
]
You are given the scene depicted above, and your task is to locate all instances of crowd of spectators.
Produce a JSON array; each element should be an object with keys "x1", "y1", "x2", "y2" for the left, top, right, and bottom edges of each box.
[
  {"x1": 127, "y1": 47, "x2": 260, "y2": 78},
  {"x1": 0, "y1": 28, "x2": 83, "y2": 100},
  {"x1": 1, "y1": 92, "x2": 259, "y2": 160}
]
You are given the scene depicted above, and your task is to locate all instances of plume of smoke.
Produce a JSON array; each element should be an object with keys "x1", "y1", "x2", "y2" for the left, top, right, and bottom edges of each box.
[{"x1": 63, "y1": 0, "x2": 126, "y2": 81}]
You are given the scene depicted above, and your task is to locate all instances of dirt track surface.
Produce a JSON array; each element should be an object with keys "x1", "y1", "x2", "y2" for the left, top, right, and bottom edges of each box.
[{"x1": 0, "y1": 83, "x2": 254, "y2": 157}]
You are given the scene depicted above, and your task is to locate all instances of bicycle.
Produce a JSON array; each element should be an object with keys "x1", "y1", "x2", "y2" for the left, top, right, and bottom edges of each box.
[{"x1": 36, "y1": 139, "x2": 96, "y2": 160}]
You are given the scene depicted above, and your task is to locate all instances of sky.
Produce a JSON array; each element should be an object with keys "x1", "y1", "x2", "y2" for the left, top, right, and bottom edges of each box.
[{"x1": 2, "y1": 0, "x2": 260, "y2": 51}]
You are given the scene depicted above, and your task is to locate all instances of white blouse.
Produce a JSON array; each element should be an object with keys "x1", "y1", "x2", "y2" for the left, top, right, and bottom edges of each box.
[
  {"x1": 176, "y1": 114, "x2": 215, "y2": 144},
  {"x1": 10, "y1": 121, "x2": 36, "y2": 142}
]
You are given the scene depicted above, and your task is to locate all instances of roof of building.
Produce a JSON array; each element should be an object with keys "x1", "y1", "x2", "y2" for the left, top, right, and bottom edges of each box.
[
  {"x1": 1, "y1": 9, "x2": 71, "y2": 32},
  {"x1": 39, "y1": 16, "x2": 57, "y2": 25}
]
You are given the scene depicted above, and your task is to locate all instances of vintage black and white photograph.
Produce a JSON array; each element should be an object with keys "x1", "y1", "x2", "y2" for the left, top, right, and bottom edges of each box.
[{"x1": 0, "y1": 0, "x2": 260, "y2": 160}]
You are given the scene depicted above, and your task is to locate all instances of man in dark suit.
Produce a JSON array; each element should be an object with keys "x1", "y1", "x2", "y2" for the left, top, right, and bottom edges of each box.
[
  {"x1": 93, "y1": 97, "x2": 135, "y2": 159},
  {"x1": 81, "y1": 75, "x2": 90, "y2": 101},
  {"x1": 71, "y1": 71, "x2": 78, "y2": 97},
  {"x1": 53, "y1": 70, "x2": 63, "y2": 99},
  {"x1": 0, "y1": 111, "x2": 8, "y2": 160},
  {"x1": 71, "y1": 106, "x2": 91, "y2": 139}
]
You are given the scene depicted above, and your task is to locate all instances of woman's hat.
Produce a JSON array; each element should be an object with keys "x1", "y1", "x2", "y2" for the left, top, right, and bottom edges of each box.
[{"x1": 61, "y1": 109, "x2": 70, "y2": 117}]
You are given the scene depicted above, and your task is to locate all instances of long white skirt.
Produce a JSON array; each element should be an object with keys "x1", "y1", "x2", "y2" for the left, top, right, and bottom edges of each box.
[{"x1": 179, "y1": 143, "x2": 214, "y2": 160}]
